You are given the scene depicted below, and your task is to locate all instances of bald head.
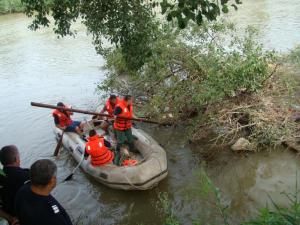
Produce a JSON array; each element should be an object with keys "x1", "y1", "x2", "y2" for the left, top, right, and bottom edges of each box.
[{"x1": 0, "y1": 145, "x2": 20, "y2": 166}]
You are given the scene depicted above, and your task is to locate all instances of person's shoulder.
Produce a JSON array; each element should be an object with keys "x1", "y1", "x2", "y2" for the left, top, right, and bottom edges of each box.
[
  {"x1": 16, "y1": 183, "x2": 30, "y2": 194},
  {"x1": 14, "y1": 167, "x2": 30, "y2": 181},
  {"x1": 19, "y1": 167, "x2": 30, "y2": 175},
  {"x1": 15, "y1": 183, "x2": 31, "y2": 202}
]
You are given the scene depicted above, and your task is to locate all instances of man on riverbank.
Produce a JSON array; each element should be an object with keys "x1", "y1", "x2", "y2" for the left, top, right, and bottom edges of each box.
[
  {"x1": 15, "y1": 159, "x2": 73, "y2": 225},
  {"x1": 113, "y1": 95, "x2": 137, "y2": 165},
  {"x1": 0, "y1": 145, "x2": 29, "y2": 224},
  {"x1": 53, "y1": 102, "x2": 85, "y2": 138}
]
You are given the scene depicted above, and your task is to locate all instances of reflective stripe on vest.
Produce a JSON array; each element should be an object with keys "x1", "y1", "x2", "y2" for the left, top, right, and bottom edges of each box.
[
  {"x1": 113, "y1": 100, "x2": 133, "y2": 131},
  {"x1": 85, "y1": 135, "x2": 114, "y2": 166},
  {"x1": 52, "y1": 109, "x2": 73, "y2": 127}
]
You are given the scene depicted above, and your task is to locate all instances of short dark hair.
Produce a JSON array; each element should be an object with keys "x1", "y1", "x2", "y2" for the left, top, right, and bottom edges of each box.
[
  {"x1": 89, "y1": 129, "x2": 97, "y2": 137},
  {"x1": 109, "y1": 94, "x2": 117, "y2": 100},
  {"x1": 57, "y1": 102, "x2": 64, "y2": 107},
  {"x1": 124, "y1": 95, "x2": 132, "y2": 101},
  {"x1": 30, "y1": 159, "x2": 57, "y2": 186},
  {"x1": 0, "y1": 145, "x2": 19, "y2": 166}
]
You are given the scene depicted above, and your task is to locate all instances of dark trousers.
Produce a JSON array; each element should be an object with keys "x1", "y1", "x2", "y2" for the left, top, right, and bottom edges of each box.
[{"x1": 114, "y1": 128, "x2": 134, "y2": 165}]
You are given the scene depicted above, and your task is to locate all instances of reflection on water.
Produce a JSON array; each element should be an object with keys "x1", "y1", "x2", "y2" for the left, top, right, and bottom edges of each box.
[{"x1": 1, "y1": 0, "x2": 300, "y2": 223}]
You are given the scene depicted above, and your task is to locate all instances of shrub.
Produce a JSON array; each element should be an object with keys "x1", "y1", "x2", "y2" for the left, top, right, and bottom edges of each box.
[{"x1": 99, "y1": 20, "x2": 276, "y2": 143}]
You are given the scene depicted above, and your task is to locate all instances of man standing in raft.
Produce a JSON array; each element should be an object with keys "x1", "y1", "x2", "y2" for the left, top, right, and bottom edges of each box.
[
  {"x1": 52, "y1": 102, "x2": 85, "y2": 138},
  {"x1": 85, "y1": 130, "x2": 114, "y2": 166},
  {"x1": 113, "y1": 95, "x2": 137, "y2": 165}
]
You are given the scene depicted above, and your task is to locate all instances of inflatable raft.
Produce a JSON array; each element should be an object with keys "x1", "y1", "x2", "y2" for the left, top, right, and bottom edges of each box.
[{"x1": 54, "y1": 125, "x2": 168, "y2": 190}]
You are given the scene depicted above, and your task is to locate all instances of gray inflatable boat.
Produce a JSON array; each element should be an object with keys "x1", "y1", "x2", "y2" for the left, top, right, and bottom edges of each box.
[{"x1": 54, "y1": 125, "x2": 168, "y2": 190}]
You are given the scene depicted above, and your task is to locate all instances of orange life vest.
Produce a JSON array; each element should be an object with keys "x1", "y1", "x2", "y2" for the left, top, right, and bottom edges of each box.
[
  {"x1": 113, "y1": 100, "x2": 133, "y2": 131},
  {"x1": 121, "y1": 159, "x2": 138, "y2": 167},
  {"x1": 105, "y1": 97, "x2": 119, "y2": 116},
  {"x1": 85, "y1": 135, "x2": 114, "y2": 166},
  {"x1": 52, "y1": 109, "x2": 73, "y2": 127}
]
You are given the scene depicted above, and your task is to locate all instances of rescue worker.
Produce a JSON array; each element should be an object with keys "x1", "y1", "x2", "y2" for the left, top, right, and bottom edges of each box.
[
  {"x1": 84, "y1": 130, "x2": 114, "y2": 166},
  {"x1": 95, "y1": 95, "x2": 119, "y2": 132},
  {"x1": 113, "y1": 95, "x2": 138, "y2": 165},
  {"x1": 52, "y1": 102, "x2": 85, "y2": 137},
  {"x1": 100, "y1": 94, "x2": 119, "y2": 117}
]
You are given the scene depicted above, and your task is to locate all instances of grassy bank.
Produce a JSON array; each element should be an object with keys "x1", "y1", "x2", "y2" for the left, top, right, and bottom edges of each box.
[{"x1": 0, "y1": 0, "x2": 23, "y2": 14}]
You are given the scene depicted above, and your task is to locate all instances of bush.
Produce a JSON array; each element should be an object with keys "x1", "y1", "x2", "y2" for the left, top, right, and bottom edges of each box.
[{"x1": 99, "y1": 20, "x2": 276, "y2": 142}]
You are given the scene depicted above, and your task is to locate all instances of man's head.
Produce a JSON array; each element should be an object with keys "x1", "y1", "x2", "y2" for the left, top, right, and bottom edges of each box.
[
  {"x1": 89, "y1": 129, "x2": 97, "y2": 137},
  {"x1": 30, "y1": 159, "x2": 57, "y2": 191},
  {"x1": 124, "y1": 95, "x2": 133, "y2": 106},
  {"x1": 0, "y1": 145, "x2": 20, "y2": 167},
  {"x1": 109, "y1": 94, "x2": 117, "y2": 105},
  {"x1": 57, "y1": 102, "x2": 65, "y2": 112}
]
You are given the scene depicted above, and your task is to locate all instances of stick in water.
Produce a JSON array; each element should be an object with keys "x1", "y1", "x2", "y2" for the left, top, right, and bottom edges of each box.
[{"x1": 53, "y1": 131, "x2": 64, "y2": 157}]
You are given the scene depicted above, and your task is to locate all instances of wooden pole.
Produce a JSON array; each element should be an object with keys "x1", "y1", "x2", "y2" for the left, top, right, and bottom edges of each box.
[{"x1": 31, "y1": 102, "x2": 163, "y2": 125}]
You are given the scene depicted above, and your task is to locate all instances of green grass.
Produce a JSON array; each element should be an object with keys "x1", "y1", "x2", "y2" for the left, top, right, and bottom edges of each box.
[{"x1": 242, "y1": 192, "x2": 300, "y2": 225}]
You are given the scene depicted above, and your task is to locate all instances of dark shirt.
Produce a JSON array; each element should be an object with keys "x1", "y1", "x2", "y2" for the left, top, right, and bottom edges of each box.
[
  {"x1": 15, "y1": 184, "x2": 73, "y2": 225},
  {"x1": 0, "y1": 166, "x2": 29, "y2": 216},
  {"x1": 114, "y1": 105, "x2": 131, "y2": 116},
  {"x1": 114, "y1": 106, "x2": 122, "y2": 116},
  {"x1": 53, "y1": 114, "x2": 60, "y2": 125}
]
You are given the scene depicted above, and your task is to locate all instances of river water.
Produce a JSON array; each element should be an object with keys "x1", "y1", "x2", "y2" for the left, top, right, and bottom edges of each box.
[{"x1": 0, "y1": 0, "x2": 300, "y2": 224}]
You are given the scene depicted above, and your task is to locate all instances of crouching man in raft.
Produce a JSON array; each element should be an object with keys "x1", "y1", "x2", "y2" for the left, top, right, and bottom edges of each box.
[
  {"x1": 84, "y1": 130, "x2": 114, "y2": 166},
  {"x1": 52, "y1": 102, "x2": 85, "y2": 138}
]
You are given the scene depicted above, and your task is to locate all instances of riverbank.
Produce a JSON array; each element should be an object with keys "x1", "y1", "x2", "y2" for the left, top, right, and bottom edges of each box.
[{"x1": 0, "y1": 0, "x2": 23, "y2": 15}]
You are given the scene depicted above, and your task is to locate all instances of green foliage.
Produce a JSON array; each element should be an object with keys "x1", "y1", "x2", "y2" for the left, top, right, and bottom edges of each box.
[
  {"x1": 160, "y1": 0, "x2": 242, "y2": 28},
  {"x1": 0, "y1": 0, "x2": 24, "y2": 14},
  {"x1": 100, "y1": 21, "x2": 275, "y2": 132}
]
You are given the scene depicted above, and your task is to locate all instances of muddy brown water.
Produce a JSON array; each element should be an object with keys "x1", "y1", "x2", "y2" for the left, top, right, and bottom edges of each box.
[{"x1": 1, "y1": 1, "x2": 300, "y2": 224}]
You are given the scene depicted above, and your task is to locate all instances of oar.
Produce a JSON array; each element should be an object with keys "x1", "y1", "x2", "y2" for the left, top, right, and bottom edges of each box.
[
  {"x1": 53, "y1": 131, "x2": 64, "y2": 157},
  {"x1": 31, "y1": 102, "x2": 170, "y2": 125},
  {"x1": 63, "y1": 153, "x2": 85, "y2": 181}
]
